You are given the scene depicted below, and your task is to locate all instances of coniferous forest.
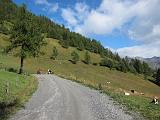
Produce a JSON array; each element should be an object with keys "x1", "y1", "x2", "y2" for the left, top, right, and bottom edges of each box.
[{"x1": 0, "y1": 0, "x2": 152, "y2": 76}]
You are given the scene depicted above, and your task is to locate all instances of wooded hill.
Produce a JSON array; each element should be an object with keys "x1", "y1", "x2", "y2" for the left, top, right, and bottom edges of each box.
[{"x1": 0, "y1": 0, "x2": 152, "y2": 76}]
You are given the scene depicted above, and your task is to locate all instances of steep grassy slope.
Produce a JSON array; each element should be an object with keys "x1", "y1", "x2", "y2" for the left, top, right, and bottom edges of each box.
[
  {"x1": 0, "y1": 33, "x2": 160, "y2": 119},
  {"x1": 0, "y1": 33, "x2": 159, "y2": 98}
]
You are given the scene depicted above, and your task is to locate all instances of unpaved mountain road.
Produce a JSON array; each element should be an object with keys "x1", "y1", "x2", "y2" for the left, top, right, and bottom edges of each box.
[{"x1": 10, "y1": 75, "x2": 143, "y2": 120}]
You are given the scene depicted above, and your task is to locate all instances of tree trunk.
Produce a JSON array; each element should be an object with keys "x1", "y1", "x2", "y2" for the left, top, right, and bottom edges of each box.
[{"x1": 19, "y1": 57, "x2": 24, "y2": 74}]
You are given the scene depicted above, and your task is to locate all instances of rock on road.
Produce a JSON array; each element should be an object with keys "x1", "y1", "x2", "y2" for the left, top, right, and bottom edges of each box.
[{"x1": 10, "y1": 75, "x2": 143, "y2": 120}]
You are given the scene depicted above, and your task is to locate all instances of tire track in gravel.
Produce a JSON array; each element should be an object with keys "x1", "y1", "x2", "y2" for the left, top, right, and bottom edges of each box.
[{"x1": 10, "y1": 74, "x2": 144, "y2": 120}]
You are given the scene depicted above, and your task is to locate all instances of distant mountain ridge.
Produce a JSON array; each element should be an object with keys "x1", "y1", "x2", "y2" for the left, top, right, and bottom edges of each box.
[
  {"x1": 144, "y1": 57, "x2": 160, "y2": 69},
  {"x1": 136, "y1": 56, "x2": 160, "y2": 69}
]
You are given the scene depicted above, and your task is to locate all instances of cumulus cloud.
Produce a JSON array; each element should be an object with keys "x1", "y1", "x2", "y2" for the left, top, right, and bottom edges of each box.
[
  {"x1": 61, "y1": 0, "x2": 143, "y2": 35},
  {"x1": 49, "y1": 3, "x2": 59, "y2": 13},
  {"x1": 35, "y1": 0, "x2": 59, "y2": 13},
  {"x1": 117, "y1": 42, "x2": 160, "y2": 58},
  {"x1": 35, "y1": 0, "x2": 49, "y2": 6},
  {"x1": 61, "y1": 8, "x2": 78, "y2": 26},
  {"x1": 61, "y1": 2, "x2": 89, "y2": 27},
  {"x1": 61, "y1": 0, "x2": 160, "y2": 57},
  {"x1": 128, "y1": 0, "x2": 160, "y2": 44}
]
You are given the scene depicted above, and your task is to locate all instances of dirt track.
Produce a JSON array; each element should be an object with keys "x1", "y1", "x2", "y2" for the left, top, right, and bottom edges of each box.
[{"x1": 10, "y1": 75, "x2": 143, "y2": 120}]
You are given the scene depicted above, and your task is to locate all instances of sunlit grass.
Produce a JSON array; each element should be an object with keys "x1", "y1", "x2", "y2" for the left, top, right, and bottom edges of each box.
[
  {"x1": 0, "y1": 33, "x2": 160, "y2": 119},
  {"x1": 0, "y1": 70, "x2": 38, "y2": 119}
]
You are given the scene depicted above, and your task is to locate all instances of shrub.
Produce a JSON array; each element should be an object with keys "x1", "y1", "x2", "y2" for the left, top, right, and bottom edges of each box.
[
  {"x1": 98, "y1": 83, "x2": 102, "y2": 90},
  {"x1": 50, "y1": 46, "x2": 58, "y2": 60},
  {"x1": 6, "y1": 68, "x2": 17, "y2": 73},
  {"x1": 84, "y1": 51, "x2": 91, "y2": 64},
  {"x1": 92, "y1": 63, "x2": 98, "y2": 66},
  {"x1": 71, "y1": 51, "x2": 79, "y2": 64},
  {"x1": 100, "y1": 58, "x2": 114, "y2": 70}
]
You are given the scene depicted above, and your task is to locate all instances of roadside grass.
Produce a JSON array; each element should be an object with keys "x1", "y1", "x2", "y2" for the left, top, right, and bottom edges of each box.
[
  {"x1": 0, "y1": 33, "x2": 160, "y2": 119},
  {"x1": 0, "y1": 70, "x2": 38, "y2": 120},
  {"x1": 106, "y1": 91, "x2": 160, "y2": 120},
  {"x1": 59, "y1": 74, "x2": 160, "y2": 120}
]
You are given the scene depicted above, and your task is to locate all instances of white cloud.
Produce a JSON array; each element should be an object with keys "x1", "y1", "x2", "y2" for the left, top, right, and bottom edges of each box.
[
  {"x1": 61, "y1": 0, "x2": 160, "y2": 57},
  {"x1": 49, "y1": 3, "x2": 59, "y2": 13},
  {"x1": 61, "y1": 0, "x2": 143, "y2": 35},
  {"x1": 75, "y1": 3, "x2": 89, "y2": 21},
  {"x1": 35, "y1": 0, "x2": 50, "y2": 6},
  {"x1": 105, "y1": 46, "x2": 116, "y2": 53},
  {"x1": 117, "y1": 42, "x2": 160, "y2": 58},
  {"x1": 61, "y1": 2, "x2": 89, "y2": 27},
  {"x1": 35, "y1": 0, "x2": 59, "y2": 13},
  {"x1": 128, "y1": 0, "x2": 160, "y2": 44},
  {"x1": 61, "y1": 8, "x2": 77, "y2": 26}
]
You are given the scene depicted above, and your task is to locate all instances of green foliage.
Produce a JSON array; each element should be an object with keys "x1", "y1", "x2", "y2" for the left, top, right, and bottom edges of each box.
[
  {"x1": 0, "y1": 0, "x2": 153, "y2": 76},
  {"x1": 116, "y1": 61, "x2": 128, "y2": 72},
  {"x1": 77, "y1": 40, "x2": 84, "y2": 51},
  {"x1": 50, "y1": 46, "x2": 58, "y2": 60},
  {"x1": 84, "y1": 51, "x2": 91, "y2": 64},
  {"x1": 60, "y1": 30, "x2": 69, "y2": 48},
  {"x1": 0, "y1": 70, "x2": 38, "y2": 119},
  {"x1": 71, "y1": 51, "x2": 79, "y2": 64},
  {"x1": 0, "y1": 0, "x2": 115, "y2": 61},
  {"x1": 60, "y1": 40, "x2": 69, "y2": 49},
  {"x1": 143, "y1": 62, "x2": 152, "y2": 77},
  {"x1": 132, "y1": 59, "x2": 143, "y2": 74},
  {"x1": 92, "y1": 62, "x2": 98, "y2": 66},
  {"x1": 98, "y1": 83, "x2": 102, "y2": 90},
  {"x1": 100, "y1": 58, "x2": 114, "y2": 70},
  {"x1": 129, "y1": 59, "x2": 152, "y2": 75},
  {"x1": 156, "y1": 68, "x2": 160, "y2": 84},
  {"x1": 5, "y1": 5, "x2": 45, "y2": 74},
  {"x1": 6, "y1": 67, "x2": 17, "y2": 73}
]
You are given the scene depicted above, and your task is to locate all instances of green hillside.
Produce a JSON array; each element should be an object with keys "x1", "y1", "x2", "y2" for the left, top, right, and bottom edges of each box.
[
  {"x1": 0, "y1": 33, "x2": 159, "y2": 98},
  {"x1": 0, "y1": 1, "x2": 160, "y2": 119},
  {"x1": 1, "y1": 33, "x2": 160, "y2": 119},
  {"x1": 0, "y1": 0, "x2": 153, "y2": 76}
]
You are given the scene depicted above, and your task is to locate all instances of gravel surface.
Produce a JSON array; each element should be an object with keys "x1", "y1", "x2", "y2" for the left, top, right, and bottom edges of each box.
[{"x1": 10, "y1": 75, "x2": 144, "y2": 120}]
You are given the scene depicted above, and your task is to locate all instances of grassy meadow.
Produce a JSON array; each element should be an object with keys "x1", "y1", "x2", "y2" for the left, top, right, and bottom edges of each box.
[
  {"x1": 0, "y1": 33, "x2": 160, "y2": 119},
  {"x1": 0, "y1": 70, "x2": 38, "y2": 119}
]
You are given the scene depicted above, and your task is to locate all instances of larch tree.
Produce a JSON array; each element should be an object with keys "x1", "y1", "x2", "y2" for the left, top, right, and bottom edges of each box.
[
  {"x1": 6, "y1": 5, "x2": 45, "y2": 74},
  {"x1": 50, "y1": 46, "x2": 58, "y2": 60},
  {"x1": 84, "y1": 51, "x2": 91, "y2": 64},
  {"x1": 71, "y1": 51, "x2": 79, "y2": 64}
]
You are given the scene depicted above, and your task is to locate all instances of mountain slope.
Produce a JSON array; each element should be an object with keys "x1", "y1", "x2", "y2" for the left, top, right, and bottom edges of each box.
[
  {"x1": 0, "y1": 0, "x2": 152, "y2": 76},
  {"x1": 144, "y1": 57, "x2": 160, "y2": 69},
  {"x1": 1, "y1": 34, "x2": 160, "y2": 120},
  {"x1": 0, "y1": 33, "x2": 159, "y2": 98},
  {"x1": 136, "y1": 57, "x2": 160, "y2": 69}
]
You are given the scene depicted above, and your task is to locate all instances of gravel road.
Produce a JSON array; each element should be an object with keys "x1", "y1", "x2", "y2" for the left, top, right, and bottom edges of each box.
[{"x1": 10, "y1": 75, "x2": 143, "y2": 120}]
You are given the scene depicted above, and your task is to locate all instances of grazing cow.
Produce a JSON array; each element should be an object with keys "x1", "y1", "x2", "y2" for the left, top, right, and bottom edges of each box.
[
  {"x1": 48, "y1": 69, "x2": 52, "y2": 74},
  {"x1": 152, "y1": 97, "x2": 159, "y2": 104}
]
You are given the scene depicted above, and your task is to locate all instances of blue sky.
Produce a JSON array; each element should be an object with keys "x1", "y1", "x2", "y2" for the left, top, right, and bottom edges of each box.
[{"x1": 12, "y1": 0, "x2": 160, "y2": 58}]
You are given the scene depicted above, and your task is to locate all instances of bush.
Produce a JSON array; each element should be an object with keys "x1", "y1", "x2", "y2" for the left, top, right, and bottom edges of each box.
[
  {"x1": 77, "y1": 47, "x2": 83, "y2": 51},
  {"x1": 98, "y1": 83, "x2": 102, "y2": 90},
  {"x1": 50, "y1": 46, "x2": 58, "y2": 60},
  {"x1": 92, "y1": 63, "x2": 98, "y2": 66},
  {"x1": 6, "y1": 68, "x2": 17, "y2": 73},
  {"x1": 0, "y1": 98, "x2": 19, "y2": 119},
  {"x1": 84, "y1": 51, "x2": 91, "y2": 64},
  {"x1": 100, "y1": 58, "x2": 114, "y2": 70},
  {"x1": 71, "y1": 51, "x2": 79, "y2": 64}
]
